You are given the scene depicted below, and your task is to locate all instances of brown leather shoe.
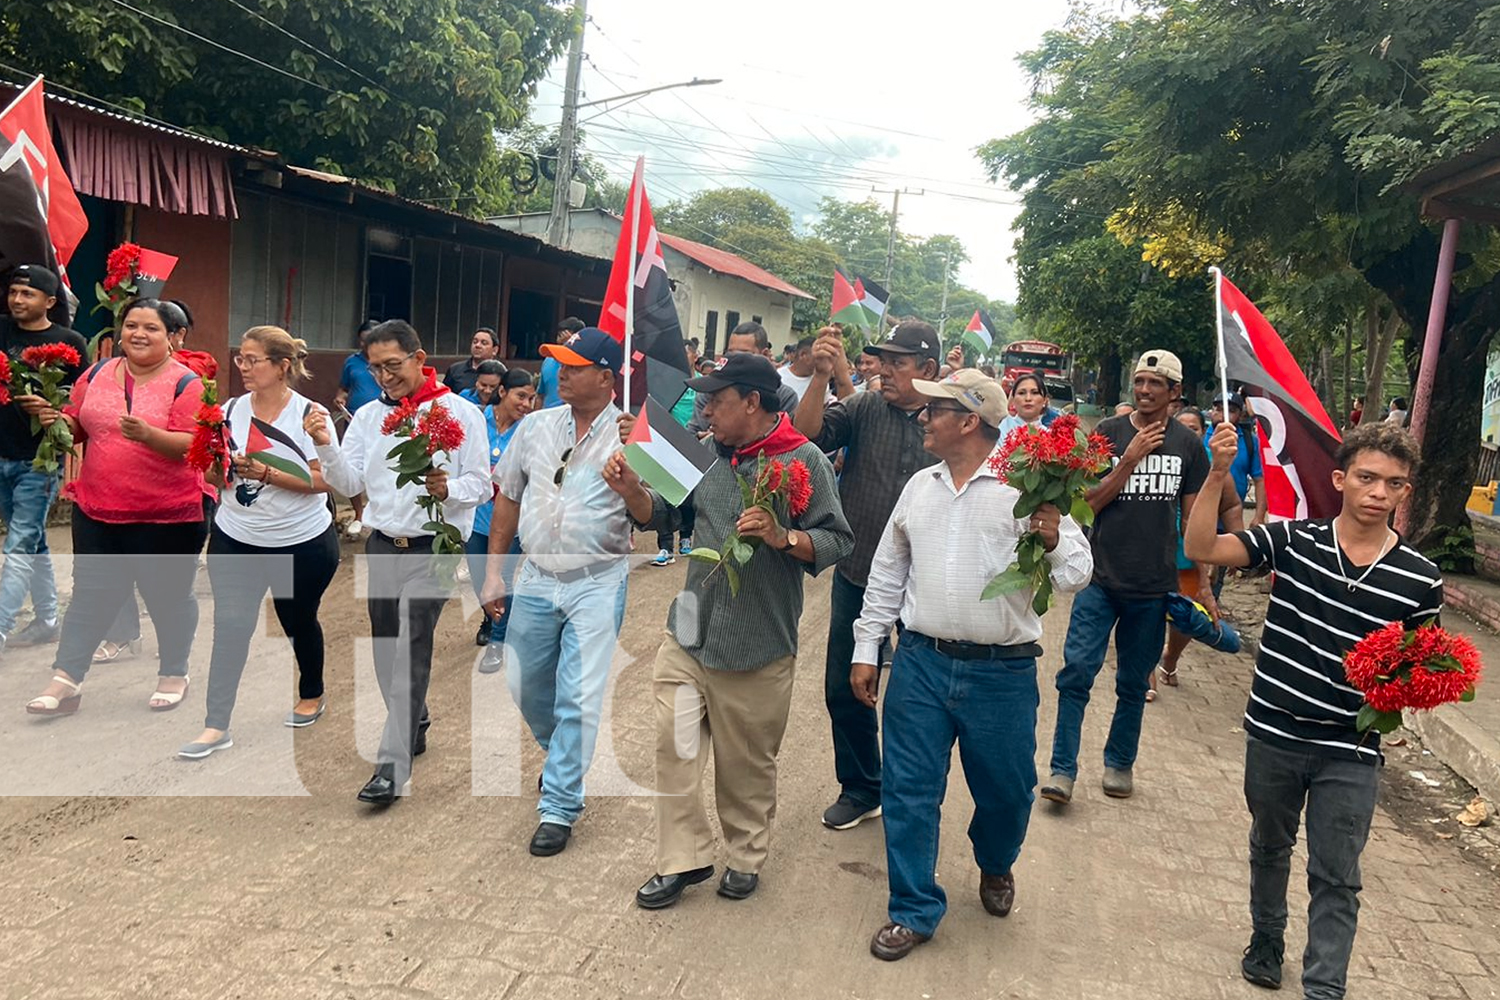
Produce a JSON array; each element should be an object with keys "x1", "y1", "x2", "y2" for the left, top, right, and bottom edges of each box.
[
  {"x1": 979, "y1": 871, "x2": 1015, "y2": 917},
  {"x1": 869, "y1": 922, "x2": 930, "y2": 961}
]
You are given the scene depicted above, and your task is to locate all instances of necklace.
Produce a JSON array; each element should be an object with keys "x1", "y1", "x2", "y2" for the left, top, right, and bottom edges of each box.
[{"x1": 1330, "y1": 518, "x2": 1395, "y2": 592}]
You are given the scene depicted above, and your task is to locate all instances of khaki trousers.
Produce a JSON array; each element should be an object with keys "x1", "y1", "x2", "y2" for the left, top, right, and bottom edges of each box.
[{"x1": 653, "y1": 635, "x2": 796, "y2": 876}]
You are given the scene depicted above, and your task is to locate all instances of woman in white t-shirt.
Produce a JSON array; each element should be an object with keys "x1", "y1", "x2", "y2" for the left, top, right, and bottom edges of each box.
[{"x1": 178, "y1": 326, "x2": 339, "y2": 760}]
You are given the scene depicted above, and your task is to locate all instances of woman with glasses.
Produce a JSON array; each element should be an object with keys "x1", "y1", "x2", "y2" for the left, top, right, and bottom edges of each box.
[
  {"x1": 178, "y1": 327, "x2": 338, "y2": 758},
  {"x1": 997, "y1": 373, "x2": 1060, "y2": 439},
  {"x1": 466, "y1": 369, "x2": 537, "y2": 670}
]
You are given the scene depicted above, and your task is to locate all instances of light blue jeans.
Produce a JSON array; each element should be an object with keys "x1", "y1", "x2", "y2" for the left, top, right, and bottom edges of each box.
[
  {"x1": 0, "y1": 459, "x2": 60, "y2": 635},
  {"x1": 505, "y1": 559, "x2": 629, "y2": 826}
]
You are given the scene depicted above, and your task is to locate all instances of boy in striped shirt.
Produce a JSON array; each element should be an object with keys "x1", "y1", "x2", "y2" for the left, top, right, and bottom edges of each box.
[{"x1": 1185, "y1": 420, "x2": 1442, "y2": 999}]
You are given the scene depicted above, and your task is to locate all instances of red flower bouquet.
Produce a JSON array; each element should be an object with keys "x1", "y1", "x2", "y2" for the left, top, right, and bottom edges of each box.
[
  {"x1": 1343, "y1": 621, "x2": 1483, "y2": 733},
  {"x1": 689, "y1": 451, "x2": 813, "y2": 596},
  {"x1": 0, "y1": 350, "x2": 13, "y2": 407},
  {"x1": 184, "y1": 379, "x2": 230, "y2": 482},
  {"x1": 982, "y1": 413, "x2": 1113, "y2": 615},
  {"x1": 91, "y1": 242, "x2": 143, "y2": 358},
  {"x1": 8, "y1": 342, "x2": 83, "y2": 473},
  {"x1": 384, "y1": 399, "x2": 467, "y2": 558}
]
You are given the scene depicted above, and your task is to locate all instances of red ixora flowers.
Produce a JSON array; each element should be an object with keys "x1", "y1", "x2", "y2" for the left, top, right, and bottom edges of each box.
[
  {"x1": 1343, "y1": 622, "x2": 1483, "y2": 733},
  {"x1": 383, "y1": 399, "x2": 467, "y2": 561},
  {"x1": 0, "y1": 350, "x2": 12, "y2": 406},
  {"x1": 381, "y1": 396, "x2": 421, "y2": 437},
  {"x1": 103, "y1": 243, "x2": 142, "y2": 291},
  {"x1": 787, "y1": 460, "x2": 812, "y2": 517},
  {"x1": 19, "y1": 343, "x2": 82, "y2": 370},
  {"x1": 416, "y1": 403, "x2": 466, "y2": 455}
]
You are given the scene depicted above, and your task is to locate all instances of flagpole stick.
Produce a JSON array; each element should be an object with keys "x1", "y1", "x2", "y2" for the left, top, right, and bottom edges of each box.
[
  {"x1": 623, "y1": 156, "x2": 643, "y2": 414},
  {"x1": 1210, "y1": 266, "x2": 1230, "y2": 423}
]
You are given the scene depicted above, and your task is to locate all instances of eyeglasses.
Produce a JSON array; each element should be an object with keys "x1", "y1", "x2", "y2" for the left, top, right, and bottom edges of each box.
[
  {"x1": 921, "y1": 402, "x2": 970, "y2": 418},
  {"x1": 367, "y1": 351, "x2": 417, "y2": 377},
  {"x1": 234, "y1": 354, "x2": 274, "y2": 369},
  {"x1": 553, "y1": 446, "x2": 575, "y2": 487}
]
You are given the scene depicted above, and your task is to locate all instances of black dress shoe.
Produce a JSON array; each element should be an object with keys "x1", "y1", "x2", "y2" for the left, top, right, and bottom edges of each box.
[
  {"x1": 414, "y1": 716, "x2": 431, "y2": 756},
  {"x1": 635, "y1": 866, "x2": 715, "y2": 909},
  {"x1": 475, "y1": 620, "x2": 491, "y2": 647},
  {"x1": 717, "y1": 868, "x2": 758, "y2": 900},
  {"x1": 529, "y1": 821, "x2": 571, "y2": 856},
  {"x1": 980, "y1": 870, "x2": 1015, "y2": 917},
  {"x1": 357, "y1": 771, "x2": 397, "y2": 805}
]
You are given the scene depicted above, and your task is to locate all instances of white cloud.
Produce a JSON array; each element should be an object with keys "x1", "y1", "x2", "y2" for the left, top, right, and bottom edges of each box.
[{"x1": 525, "y1": 0, "x2": 1076, "y2": 302}]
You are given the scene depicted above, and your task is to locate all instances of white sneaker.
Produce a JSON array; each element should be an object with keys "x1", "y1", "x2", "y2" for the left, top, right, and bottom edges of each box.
[
  {"x1": 650, "y1": 548, "x2": 676, "y2": 567},
  {"x1": 345, "y1": 519, "x2": 364, "y2": 539}
]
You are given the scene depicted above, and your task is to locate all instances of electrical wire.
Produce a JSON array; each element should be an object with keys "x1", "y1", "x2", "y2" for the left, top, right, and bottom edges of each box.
[{"x1": 218, "y1": 0, "x2": 394, "y2": 99}]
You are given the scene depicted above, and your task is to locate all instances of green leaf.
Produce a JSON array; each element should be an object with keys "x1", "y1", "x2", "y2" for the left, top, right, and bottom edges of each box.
[
  {"x1": 724, "y1": 560, "x2": 741, "y2": 596},
  {"x1": 1070, "y1": 494, "x2": 1095, "y2": 526},
  {"x1": 687, "y1": 547, "x2": 722, "y2": 565},
  {"x1": 1355, "y1": 704, "x2": 1403, "y2": 734},
  {"x1": 1013, "y1": 491, "x2": 1042, "y2": 520},
  {"x1": 1031, "y1": 572, "x2": 1054, "y2": 616},
  {"x1": 981, "y1": 567, "x2": 1032, "y2": 601},
  {"x1": 1427, "y1": 653, "x2": 1463, "y2": 673},
  {"x1": 732, "y1": 539, "x2": 756, "y2": 565},
  {"x1": 1017, "y1": 542, "x2": 1036, "y2": 573},
  {"x1": 1460, "y1": 685, "x2": 1476, "y2": 703}
]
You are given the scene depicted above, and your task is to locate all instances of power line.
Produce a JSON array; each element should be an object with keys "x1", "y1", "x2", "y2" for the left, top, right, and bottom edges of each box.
[
  {"x1": 102, "y1": 0, "x2": 337, "y2": 93},
  {"x1": 218, "y1": 0, "x2": 393, "y2": 99}
]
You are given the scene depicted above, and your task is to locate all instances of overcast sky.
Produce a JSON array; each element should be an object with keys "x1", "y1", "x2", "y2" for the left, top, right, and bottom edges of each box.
[{"x1": 528, "y1": 0, "x2": 1079, "y2": 303}]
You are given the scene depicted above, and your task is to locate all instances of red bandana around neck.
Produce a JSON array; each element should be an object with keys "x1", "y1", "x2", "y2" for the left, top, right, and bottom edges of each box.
[
  {"x1": 384, "y1": 367, "x2": 450, "y2": 407},
  {"x1": 729, "y1": 412, "x2": 809, "y2": 467}
]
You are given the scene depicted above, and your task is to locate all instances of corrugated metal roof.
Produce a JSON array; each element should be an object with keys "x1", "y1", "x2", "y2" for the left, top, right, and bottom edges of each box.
[
  {"x1": 1, "y1": 79, "x2": 256, "y2": 155},
  {"x1": 656, "y1": 231, "x2": 815, "y2": 300}
]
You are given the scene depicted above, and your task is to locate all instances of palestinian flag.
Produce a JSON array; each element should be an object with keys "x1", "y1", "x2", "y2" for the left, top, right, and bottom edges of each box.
[
  {"x1": 240, "y1": 416, "x2": 313, "y2": 486},
  {"x1": 831, "y1": 271, "x2": 867, "y2": 327},
  {"x1": 624, "y1": 396, "x2": 715, "y2": 507},
  {"x1": 962, "y1": 309, "x2": 996, "y2": 354},
  {"x1": 854, "y1": 274, "x2": 889, "y2": 330}
]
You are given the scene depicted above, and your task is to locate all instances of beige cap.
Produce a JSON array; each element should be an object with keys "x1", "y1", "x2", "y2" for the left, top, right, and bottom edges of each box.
[
  {"x1": 1134, "y1": 348, "x2": 1184, "y2": 383},
  {"x1": 912, "y1": 368, "x2": 1009, "y2": 428}
]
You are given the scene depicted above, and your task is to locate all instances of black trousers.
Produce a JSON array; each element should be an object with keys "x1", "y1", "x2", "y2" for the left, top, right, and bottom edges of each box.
[
  {"x1": 54, "y1": 509, "x2": 208, "y2": 684},
  {"x1": 202, "y1": 524, "x2": 340, "y2": 730},
  {"x1": 366, "y1": 533, "x2": 451, "y2": 784}
]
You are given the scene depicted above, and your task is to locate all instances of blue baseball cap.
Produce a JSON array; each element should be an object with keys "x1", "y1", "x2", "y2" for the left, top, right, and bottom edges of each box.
[{"x1": 540, "y1": 327, "x2": 623, "y2": 374}]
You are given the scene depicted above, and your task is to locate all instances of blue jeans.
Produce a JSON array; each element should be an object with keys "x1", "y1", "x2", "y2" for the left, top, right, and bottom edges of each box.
[
  {"x1": 1049, "y1": 582, "x2": 1166, "y2": 779},
  {"x1": 504, "y1": 560, "x2": 628, "y2": 826},
  {"x1": 825, "y1": 571, "x2": 883, "y2": 809},
  {"x1": 1244, "y1": 737, "x2": 1379, "y2": 1000},
  {"x1": 883, "y1": 634, "x2": 1039, "y2": 937},
  {"x1": 465, "y1": 532, "x2": 522, "y2": 643},
  {"x1": 0, "y1": 459, "x2": 60, "y2": 634}
]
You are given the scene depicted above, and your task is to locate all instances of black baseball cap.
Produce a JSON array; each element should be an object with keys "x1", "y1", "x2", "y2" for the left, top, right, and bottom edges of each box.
[
  {"x1": 863, "y1": 322, "x2": 941, "y2": 363},
  {"x1": 686, "y1": 353, "x2": 782, "y2": 401},
  {"x1": 9, "y1": 264, "x2": 60, "y2": 298}
]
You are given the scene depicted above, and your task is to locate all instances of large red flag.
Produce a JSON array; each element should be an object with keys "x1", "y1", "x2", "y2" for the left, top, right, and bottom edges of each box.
[
  {"x1": 0, "y1": 77, "x2": 88, "y2": 283},
  {"x1": 599, "y1": 158, "x2": 688, "y2": 412},
  {"x1": 1217, "y1": 273, "x2": 1342, "y2": 519}
]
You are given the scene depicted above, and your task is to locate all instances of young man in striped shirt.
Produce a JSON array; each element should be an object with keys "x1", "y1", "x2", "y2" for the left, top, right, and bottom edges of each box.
[{"x1": 1185, "y1": 420, "x2": 1442, "y2": 999}]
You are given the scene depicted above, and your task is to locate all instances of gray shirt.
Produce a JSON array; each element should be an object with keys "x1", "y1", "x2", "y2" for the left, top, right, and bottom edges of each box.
[{"x1": 644, "y1": 434, "x2": 854, "y2": 671}]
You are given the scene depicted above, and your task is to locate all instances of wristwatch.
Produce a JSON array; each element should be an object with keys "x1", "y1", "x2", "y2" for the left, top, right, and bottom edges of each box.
[{"x1": 779, "y1": 529, "x2": 799, "y2": 552}]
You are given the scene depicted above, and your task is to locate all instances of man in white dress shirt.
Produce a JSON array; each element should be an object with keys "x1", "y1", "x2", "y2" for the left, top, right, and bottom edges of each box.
[
  {"x1": 306, "y1": 320, "x2": 491, "y2": 806},
  {"x1": 851, "y1": 369, "x2": 1094, "y2": 961},
  {"x1": 482, "y1": 328, "x2": 632, "y2": 858}
]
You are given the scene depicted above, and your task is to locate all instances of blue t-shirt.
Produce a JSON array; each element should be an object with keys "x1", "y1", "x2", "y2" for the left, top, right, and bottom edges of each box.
[
  {"x1": 339, "y1": 353, "x2": 382, "y2": 413},
  {"x1": 473, "y1": 407, "x2": 523, "y2": 534},
  {"x1": 537, "y1": 357, "x2": 564, "y2": 409}
]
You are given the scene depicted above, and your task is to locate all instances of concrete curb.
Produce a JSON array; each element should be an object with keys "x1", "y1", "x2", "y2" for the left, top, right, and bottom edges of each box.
[{"x1": 1408, "y1": 703, "x2": 1500, "y2": 805}]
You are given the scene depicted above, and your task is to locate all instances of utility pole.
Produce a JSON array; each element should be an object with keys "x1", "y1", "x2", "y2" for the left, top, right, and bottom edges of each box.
[
  {"x1": 872, "y1": 185, "x2": 923, "y2": 289},
  {"x1": 546, "y1": 0, "x2": 588, "y2": 248},
  {"x1": 936, "y1": 248, "x2": 952, "y2": 339}
]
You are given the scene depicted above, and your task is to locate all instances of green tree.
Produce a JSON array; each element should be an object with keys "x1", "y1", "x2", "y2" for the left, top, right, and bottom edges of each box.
[{"x1": 0, "y1": 0, "x2": 570, "y2": 213}]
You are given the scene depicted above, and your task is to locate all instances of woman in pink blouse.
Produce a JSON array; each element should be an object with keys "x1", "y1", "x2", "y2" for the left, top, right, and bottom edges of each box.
[{"x1": 26, "y1": 298, "x2": 210, "y2": 717}]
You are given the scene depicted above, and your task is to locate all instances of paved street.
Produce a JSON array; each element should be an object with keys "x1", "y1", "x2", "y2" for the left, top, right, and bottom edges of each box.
[{"x1": 1, "y1": 542, "x2": 1498, "y2": 1000}]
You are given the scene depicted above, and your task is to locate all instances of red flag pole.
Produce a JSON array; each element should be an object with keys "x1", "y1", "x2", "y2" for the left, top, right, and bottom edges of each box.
[{"x1": 622, "y1": 157, "x2": 644, "y2": 414}]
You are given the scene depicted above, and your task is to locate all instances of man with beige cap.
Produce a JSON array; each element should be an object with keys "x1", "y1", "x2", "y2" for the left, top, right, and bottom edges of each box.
[
  {"x1": 852, "y1": 369, "x2": 1093, "y2": 960},
  {"x1": 1041, "y1": 349, "x2": 1211, "y2": 806}
]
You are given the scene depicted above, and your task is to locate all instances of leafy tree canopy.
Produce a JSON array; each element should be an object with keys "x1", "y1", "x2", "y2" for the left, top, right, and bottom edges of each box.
[{"x1": 0, "y1": 0, "x2": 571, "y2": 212}]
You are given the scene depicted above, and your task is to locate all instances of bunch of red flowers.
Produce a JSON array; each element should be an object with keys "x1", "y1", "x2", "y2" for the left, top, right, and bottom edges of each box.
[
  {"x1": 383, "y1": 399, "x2": 467, "y2": 558},
  {"x1": 6, "y1": 342, "x2": 83, "y2": 473},
  {"x1": 1343, "y1": 621, "x2": 1483, "y2": 733},
  {"x1": 184, "y1": 379, "x2": 229, "y2": 481},
  {"x1": 103, "y1": 243, "x2": 142, "y2": 291},
  {"x1": 983, "y1": 413, "x2": 1114, "y2": 615},
  {"x1": 690, "y1": 450, "x2": 814, "y2": 596}
]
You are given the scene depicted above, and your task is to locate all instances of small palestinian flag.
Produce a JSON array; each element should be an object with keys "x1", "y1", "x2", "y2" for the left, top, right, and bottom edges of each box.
[
  {"x1": 962, "y1": 309, "x2": 996, "y2": 354},
  {"x1": 831, "y1": 271, "x2": 868, "y2": 328},
  {"x1": 624, "y1": 396, "x2": 715, "y2": 507},
  {"x1": 854, "y1": 274, "x2": 889, "y2": 330},
  {"x1": 239, "y1": 414, "x2": 314, "y2": 485}
]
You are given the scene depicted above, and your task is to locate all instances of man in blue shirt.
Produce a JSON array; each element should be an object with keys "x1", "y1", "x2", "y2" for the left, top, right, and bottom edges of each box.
[{"x1": 536, "y1": 316, "x2": 585, "y2": 409}]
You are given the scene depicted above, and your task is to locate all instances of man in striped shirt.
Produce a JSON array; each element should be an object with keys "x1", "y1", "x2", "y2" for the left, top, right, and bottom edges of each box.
[{"x1": 1185, "y1": 420, "x2": 1442, "y2": 999}]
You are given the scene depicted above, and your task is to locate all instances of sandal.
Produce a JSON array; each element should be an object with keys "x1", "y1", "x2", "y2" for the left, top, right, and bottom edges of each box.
[
  {"x1": 94, "y1": 639, "x2": 142, "y2": 663},
  {"x1": 1160, "y1": 664, "x2": 1180, "y2": 688},
  {"x1": 148, "y1": 676, "x2": 190, "y2": 712},
  {"x1": 27, "y1": 674, "x2": 83, "y2": 716}
]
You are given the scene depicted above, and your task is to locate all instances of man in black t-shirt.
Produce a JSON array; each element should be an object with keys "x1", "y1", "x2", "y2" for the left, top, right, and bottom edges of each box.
[
  {"x1": 0, "y1": 265, "x2": 89, "y2": 655},
  {"x1": 1184, "y1": 420, "x2": 1441, "y2": 997},
  {"x1": 1041, "y1": 349, "x2": 1210, "y2": 806}
]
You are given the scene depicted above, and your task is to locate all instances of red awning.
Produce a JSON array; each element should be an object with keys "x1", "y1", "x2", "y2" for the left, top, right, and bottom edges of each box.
[{"x1": 52, "y1": 112, "x2": 238, "y2": 219}]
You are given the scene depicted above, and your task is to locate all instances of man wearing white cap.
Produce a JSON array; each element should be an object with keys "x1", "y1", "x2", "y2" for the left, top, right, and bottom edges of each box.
[
  {"x1": 853, "y1": 369, "x2": 1093, "y2": 960},
  {"x1": 1041, "y1": 349, "x2": 1211, "y2": 805}
]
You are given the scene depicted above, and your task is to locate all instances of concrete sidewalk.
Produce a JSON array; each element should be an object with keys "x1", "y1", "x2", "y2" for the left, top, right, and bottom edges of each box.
[{"x1": 1417, "y1": 576, "x2": 1500, "y2": 804}]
